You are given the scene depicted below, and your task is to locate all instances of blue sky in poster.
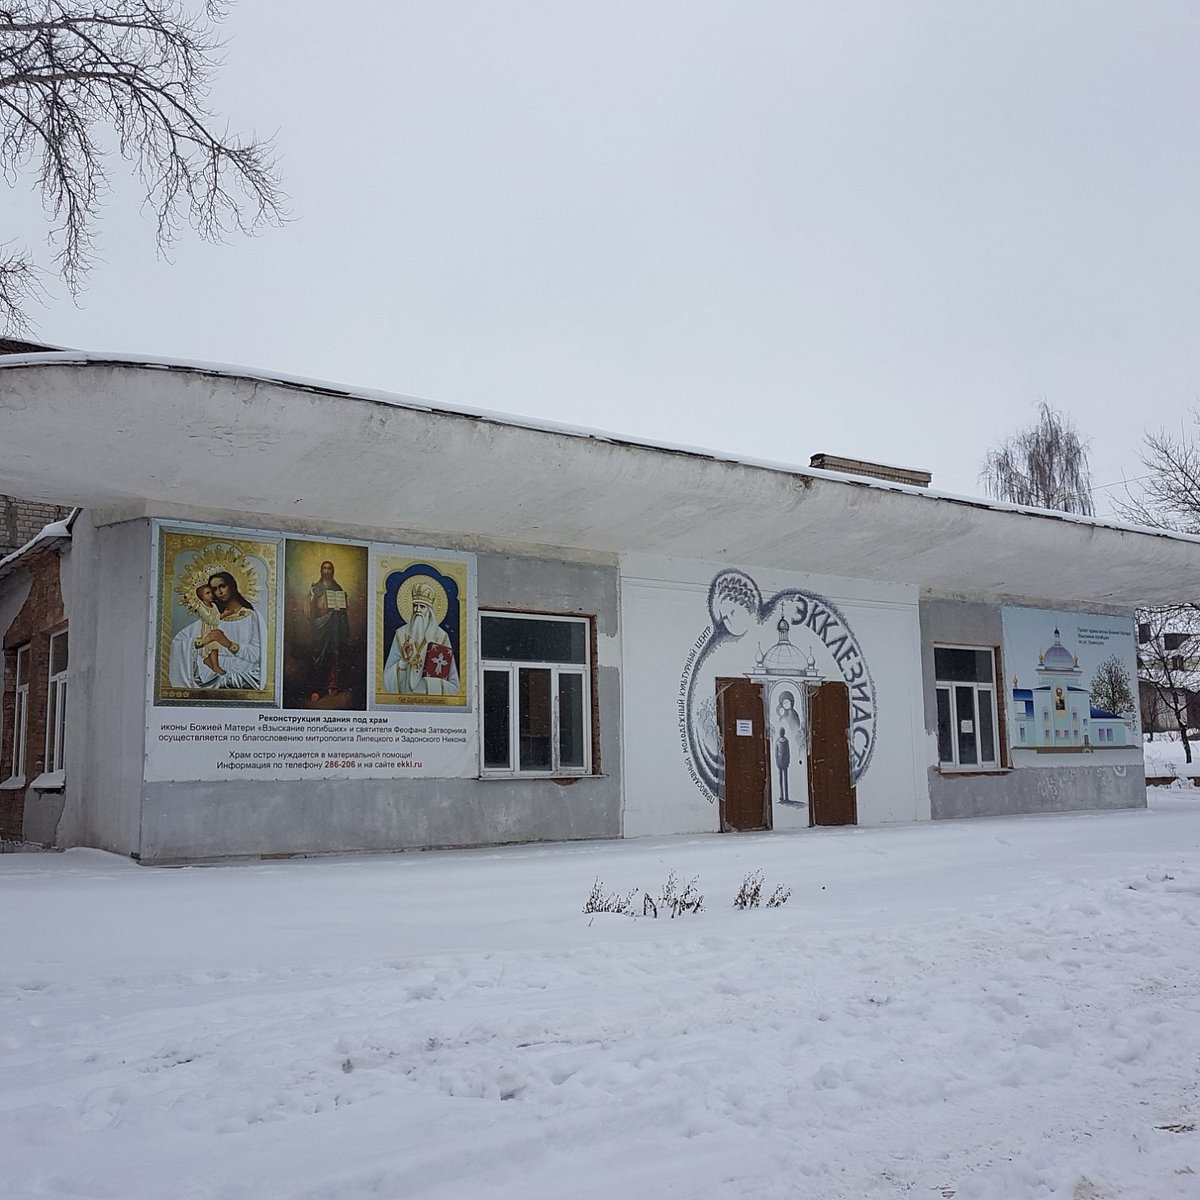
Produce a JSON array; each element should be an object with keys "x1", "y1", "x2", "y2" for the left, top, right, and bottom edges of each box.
[{"x1": 1001, "y1": 607, "x2": 1138, "y2": 717}]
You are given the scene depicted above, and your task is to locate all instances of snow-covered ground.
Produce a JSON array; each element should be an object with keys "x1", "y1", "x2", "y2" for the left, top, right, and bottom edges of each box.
[
  {"x1": 3, "y1": 795, "x2": 1200, "y2": 1200},
  {"x1": 1144, "y1": 733, "x2": 1200, "y2": 780}
]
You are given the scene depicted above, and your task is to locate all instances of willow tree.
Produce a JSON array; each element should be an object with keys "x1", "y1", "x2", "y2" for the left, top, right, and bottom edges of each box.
[
  {"x1": 981, "y1": 401, "x2": 1095, "y2": 515},
  {"x1": 0, "y1": 2, "x2": 284, "y2": 334}
]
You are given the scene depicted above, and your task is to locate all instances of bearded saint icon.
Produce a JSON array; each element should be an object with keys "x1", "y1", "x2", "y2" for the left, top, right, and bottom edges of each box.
[{"x1": 382, "y1": 575, "x2": 461, "y2": 696}]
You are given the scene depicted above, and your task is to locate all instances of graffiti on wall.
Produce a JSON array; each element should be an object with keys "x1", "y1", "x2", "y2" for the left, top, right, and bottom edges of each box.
[{"x1": 678, "y1": 569, "x2": 877, "y2": 804}]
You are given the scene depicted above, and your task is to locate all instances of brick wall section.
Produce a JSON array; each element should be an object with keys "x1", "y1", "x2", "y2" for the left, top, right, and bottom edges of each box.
[
  {"x1": 1, "y1": 496, "x2": 72, "y2": 558},
  {"x1": 1, "y1": 548, "x2": 66, "y2": 839}
]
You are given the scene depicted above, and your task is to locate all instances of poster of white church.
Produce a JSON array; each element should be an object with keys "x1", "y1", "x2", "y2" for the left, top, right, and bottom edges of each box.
[{"x1": 1001, "y1": 606, "x2": 1140, "y2": 765}]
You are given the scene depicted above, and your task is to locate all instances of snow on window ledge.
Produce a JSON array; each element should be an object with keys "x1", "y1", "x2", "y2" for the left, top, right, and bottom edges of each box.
[
  {"x1": 28, "y1": 770, "x2": 65, "y2": 791},
  {"x1": 0, "y1": 774, "x2": 26, "y2": 791},
  {"x1": 937, "y1": 765, "x2": 1010, "y2": 776}
]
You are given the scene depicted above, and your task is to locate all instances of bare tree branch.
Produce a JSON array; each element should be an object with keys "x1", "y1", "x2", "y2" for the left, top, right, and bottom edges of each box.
[
  {"x1": 1111, "y1": 413, "x2": 1200, "y2": 760},
  {"x1": 1133, "y1": 604, "x2": 1200, "y2": 762},
  {"x1": 0, "y1": 1, "x2": 285, "y2": 333},
  {"x1": 980, "y1": 400, "x2": 1095, "y2": 515},
  {"x1": 0, "y1": 243, "x2": 43, "y2": 334},
  {"x1": 1115, "y1": 415, "x2": 1200, "y2": 536}
]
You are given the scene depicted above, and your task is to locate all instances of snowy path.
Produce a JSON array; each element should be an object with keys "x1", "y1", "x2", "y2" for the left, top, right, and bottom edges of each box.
[{"x1": 2, "y1": 797, "x2": 1199, "y2": 1199}]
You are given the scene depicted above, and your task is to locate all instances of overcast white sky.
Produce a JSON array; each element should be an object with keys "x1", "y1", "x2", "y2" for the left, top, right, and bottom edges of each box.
[{"x1": 9, "y1": 2, "x2": 1200, "y2": 512}]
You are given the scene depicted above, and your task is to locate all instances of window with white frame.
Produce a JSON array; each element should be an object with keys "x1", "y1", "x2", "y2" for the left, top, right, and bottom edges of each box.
[
  {"x1": 10, "y1": 643, "x2": 31, "y2": 783},
  {"x1": 480, "y1": 613, "x2": 591, "y2": 775},
  {"x1": 44, "y1": 630, "x2": 68, "y2": 774},
  {"x1": 935, "y1": 646, "x2": 1000, "y2": 769}
]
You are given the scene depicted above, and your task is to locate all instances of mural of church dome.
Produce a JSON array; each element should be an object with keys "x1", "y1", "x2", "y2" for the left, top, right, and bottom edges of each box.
[
  {"x1": 754, "y1": 616, "x2": 821, "y2": 678},
  {"x1": 1038, "y1": 628, "x2": 1080, "y2": 674}
]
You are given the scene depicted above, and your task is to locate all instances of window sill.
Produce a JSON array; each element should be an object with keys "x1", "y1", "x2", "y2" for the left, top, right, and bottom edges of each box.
[
  {"x1": 0, "y1": 774, "x2": 25, "y2": 791},
  {"x1": 478, "y1": 772, "x2": 602, "y2": 782},
  {"x1": 29, "y1": 770, "x2": 65, "y2": 792},
  {"x1": 937, "y1": 765, "x2": 1012, "y2": 777}
]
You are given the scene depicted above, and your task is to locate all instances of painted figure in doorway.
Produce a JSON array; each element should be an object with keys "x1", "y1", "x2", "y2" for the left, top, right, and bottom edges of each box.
[
  {"x1": 383, "y1": 576, "x2": 460, "y2": 695},
  {"x1": 774, "y1": 689, "x2": 805, "y2": 805},
  {"x1": 776, "y1": 690, "x2": 804, "y2": 743},
  {"x1": 775, "y1": 728, "x2": 791, "y2": 802}
]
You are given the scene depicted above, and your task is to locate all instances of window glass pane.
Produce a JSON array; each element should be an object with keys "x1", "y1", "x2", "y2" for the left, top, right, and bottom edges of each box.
[
  {"x1": 518, "y1": 668, "x2": 553, "y2": 771},
  {"x1": 46, "y1": 681, "x2": 59, "y2": 771},
  {"x1": 482, "y1": 616, "x2": 586, "y2": 664},
  {"x1": 15, "y1": 645, "x2": 29, "y2": 688},
  {"x1": 13, "y1": 689, "x2": 28, "y2": 777},
  {"x1": 978, "y1": 688, "x2": 996, "y2": 764},
  {"x1": 934, "y1": 647, "x2": 994, "y2": 684},
  {"x1": 50, "y1": 632, "x2": 68, "y2": 675},
  {"x1": 482, "y1": 670, "x2": 511, "y2": 769},
  {"x1": 558, "y1": 672, "x2": 586, "y2": 769},
  {"x1": 58, "y1": 691, "x2": 67, "y2": 770},
  {"x1": 936, "y1": 687, "x2": 954, "y2": 763},
  {"x1": 955, "y1": 685, "x2": 978, "y2": 765}
]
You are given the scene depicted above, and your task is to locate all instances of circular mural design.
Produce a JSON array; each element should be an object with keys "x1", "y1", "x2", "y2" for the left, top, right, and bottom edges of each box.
[{"x1": 679, "y1": 569, "x2": 878, "y2": 803}]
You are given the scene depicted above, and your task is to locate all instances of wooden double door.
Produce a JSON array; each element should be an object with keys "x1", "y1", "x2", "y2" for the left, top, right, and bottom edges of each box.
[{"x1": 716, "y1": 677, "x2": 856, "y2": 830}]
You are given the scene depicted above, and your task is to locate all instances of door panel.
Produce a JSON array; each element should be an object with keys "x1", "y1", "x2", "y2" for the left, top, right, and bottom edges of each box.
[
  {"x1": 717, "y1": 678, "x2": 771, "y2": 831},
  {"x1": 807, "y1": 681, "x2": 857, "y2": 826}
]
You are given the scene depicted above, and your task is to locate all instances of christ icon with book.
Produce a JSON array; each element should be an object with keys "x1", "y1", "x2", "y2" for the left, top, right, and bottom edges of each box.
[{"x1": 307, "y1": 559, "x2": 351, "y2": 698}]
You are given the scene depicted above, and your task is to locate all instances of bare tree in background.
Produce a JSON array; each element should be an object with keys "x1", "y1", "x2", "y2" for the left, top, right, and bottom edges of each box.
[
  {"x1": 980, "y1": 401, "x2": 1095, "y2": 515},
  {"x1": 1116, "y1": 416, "x2": 1200, "y2": 534},
  {"x1": 0, "y1": 2, "x2": 284, "y2": 334},
  {"x1": 1116, "y1": 414, "x2": 1200, "y2": 757},
  {"x1": 1135, "y1": 607, "x2": 1200, "y2": 762}
]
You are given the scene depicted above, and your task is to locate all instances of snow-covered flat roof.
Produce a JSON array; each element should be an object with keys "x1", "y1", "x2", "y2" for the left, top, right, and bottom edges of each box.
[
  {"x1": 2, "y1": 352, "x2": 1199, "y2": 606},
  {"x1": 0, "y1": 509, "x2": 76, "y2": 582}
]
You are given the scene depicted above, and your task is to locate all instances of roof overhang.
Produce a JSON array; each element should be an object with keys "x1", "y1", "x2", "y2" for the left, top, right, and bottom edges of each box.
[
  {"x1": 3, "y1": 353, "x2": 1199, "y2": 608},
  {"x1": 0, "y1": 509, "x2": 76, "y2": 583}
]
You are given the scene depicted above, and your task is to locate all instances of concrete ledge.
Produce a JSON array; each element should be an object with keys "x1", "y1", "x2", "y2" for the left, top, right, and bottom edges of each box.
[{"x1": 930, "y1": 763, "x2": 1146, "y2": 820}]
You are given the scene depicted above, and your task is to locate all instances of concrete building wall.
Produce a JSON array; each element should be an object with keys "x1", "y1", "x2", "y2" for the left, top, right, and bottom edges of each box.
[
  {"x1": 0, "y1": 546, "x2": 69, "y2": 844},
  {"x1": 920, "y1": 596, "x2": 1145, "y2": 818},
  {"x1": 0, "y1": 568, "x2": 33, "y2": 839},
  {"x1": 6, "y1": 506, "x2": 1155, "y2": 861},
  {"x1": 126, "y1": 518, "x2": 622, "y2": 861},
  {"x1": 620, "y1": 553, "x2": 929, "y2": 837},
  {"x1": 56, "y1": 517, "x2": 150, "y2": 854}
]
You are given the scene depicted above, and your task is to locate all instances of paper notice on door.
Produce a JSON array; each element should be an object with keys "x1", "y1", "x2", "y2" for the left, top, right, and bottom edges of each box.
[{"x1": 736, "y1": 719, "x2": 753, "y2": 736}]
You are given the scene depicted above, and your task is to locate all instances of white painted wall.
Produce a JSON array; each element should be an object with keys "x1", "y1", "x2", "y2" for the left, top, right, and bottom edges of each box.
[
  {"x1": 57, "y1": 517, "x2": 149, "y2": 854},
  {"x1": 619, "y1": 553, "x2": 929, "y2": 837}
]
